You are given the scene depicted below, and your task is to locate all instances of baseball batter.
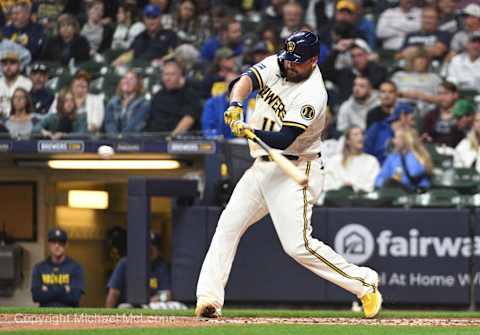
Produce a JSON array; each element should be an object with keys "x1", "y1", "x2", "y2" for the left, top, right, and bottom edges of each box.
[{"x1": 195, "y1": 31, "x2": 382, "y2": 318}]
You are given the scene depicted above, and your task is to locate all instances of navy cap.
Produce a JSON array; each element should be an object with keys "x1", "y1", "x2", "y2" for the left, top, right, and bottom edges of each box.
[
  {"x1": 48, "y1": 228, "x2": 68, "y2": 243},
  {"x1": 278, "y1": 31, "x2": 320, "y2": 64},
  {"x1": 386, "y1": 102, "x2": 414, "y2": 123},
  {"x1": 144, "y1": 4, "x2": 161, "y2": 17}
]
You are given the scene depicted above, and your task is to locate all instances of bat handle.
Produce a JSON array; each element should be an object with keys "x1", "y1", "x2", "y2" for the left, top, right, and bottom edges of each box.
[{"x1": 244, "y1": 128, "x2": 257, "y2": 142}]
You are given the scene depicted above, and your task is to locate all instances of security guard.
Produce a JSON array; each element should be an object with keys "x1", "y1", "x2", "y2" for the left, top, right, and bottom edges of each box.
[{"x1": 31, "y1": 228, "x2": 85, "y2": 307}]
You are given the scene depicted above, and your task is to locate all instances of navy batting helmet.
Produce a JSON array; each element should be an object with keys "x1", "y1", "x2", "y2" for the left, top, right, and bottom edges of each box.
[{"x1": 278, "y1": 31, "x2": 320, "y2": 63}]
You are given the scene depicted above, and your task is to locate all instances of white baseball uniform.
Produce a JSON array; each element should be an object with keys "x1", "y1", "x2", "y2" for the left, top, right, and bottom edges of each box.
[{"x1": 196, "y1": 55, "x2": 377, "y2": 311}]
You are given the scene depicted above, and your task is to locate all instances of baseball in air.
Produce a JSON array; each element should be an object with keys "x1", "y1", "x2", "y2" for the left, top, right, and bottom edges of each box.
[{"x1": 97, "y1": 145, "x2": 115, "y2": 158}]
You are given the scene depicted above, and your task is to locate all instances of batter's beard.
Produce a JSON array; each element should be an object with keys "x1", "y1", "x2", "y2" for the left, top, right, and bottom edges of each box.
[{"x1": 285, "y1": 68, "x2": 313, "y2": 83}]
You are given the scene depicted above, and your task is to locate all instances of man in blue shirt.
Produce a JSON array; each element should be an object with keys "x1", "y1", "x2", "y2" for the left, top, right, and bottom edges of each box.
[
  {"x1": 105, "y1": 232, "x2": 171, "y2": 307},
  {"x1": 3, "y1": 2, "x2": 45, "y2": 61},
  {"x1": 200, "y1": 20, "x2": 243, "y2": 62},
  {"x1": 365, "y1": 102, "x2": 414, "y2": 164},
  {"x1": 31, "y1": 229, "x2": 85, "y2": 307}
]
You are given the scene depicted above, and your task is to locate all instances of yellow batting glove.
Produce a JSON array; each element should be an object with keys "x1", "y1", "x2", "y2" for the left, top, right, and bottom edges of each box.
[
  {"x1": 224, "y1": 102, "x2": 243, "y2": 126},
  {"x1": 230, "y1": 120, "x2": 251, "y2": 138}
]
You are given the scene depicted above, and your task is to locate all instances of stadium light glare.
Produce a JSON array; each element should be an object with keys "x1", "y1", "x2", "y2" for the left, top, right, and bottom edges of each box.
[
  {"x1": 47, "y1": 160, "x2": 181, "y2": 170},
  {"x1": 68, "y1": 190, "x2": 109, "y2": 209}
]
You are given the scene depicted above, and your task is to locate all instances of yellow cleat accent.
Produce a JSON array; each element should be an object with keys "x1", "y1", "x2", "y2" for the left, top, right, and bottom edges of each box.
[{"x1": 360, "y1": 285, "x2": 383, "y2": 318}]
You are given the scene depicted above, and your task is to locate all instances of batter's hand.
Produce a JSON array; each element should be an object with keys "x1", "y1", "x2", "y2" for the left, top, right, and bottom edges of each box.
[
  {"x1": 230, "y1": 120, "x2": 251, "y2": 138},
  {"x1": 224, "y1": 105, "x2": 243, "y2": 126}
]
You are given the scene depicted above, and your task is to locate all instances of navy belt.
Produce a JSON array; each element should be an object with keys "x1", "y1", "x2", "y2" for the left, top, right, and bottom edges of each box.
[{"x1": 259, "y1": 153, "x2": 321, "y2": 162}]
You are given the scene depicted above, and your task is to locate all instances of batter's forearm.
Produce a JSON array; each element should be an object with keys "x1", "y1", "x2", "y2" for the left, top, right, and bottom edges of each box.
[{"x1": 229, "y1": 76, "x2": 253, "y2": 103}]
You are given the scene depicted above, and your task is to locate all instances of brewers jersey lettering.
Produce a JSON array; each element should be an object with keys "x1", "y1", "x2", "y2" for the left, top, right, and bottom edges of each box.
[{"x1": 247, "y1": 55, "x2": 327, "y2": 158}]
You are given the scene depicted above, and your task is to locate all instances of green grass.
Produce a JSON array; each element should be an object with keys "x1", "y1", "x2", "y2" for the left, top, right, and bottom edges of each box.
[
  {"x1": 2, "y1": 325, "x2": 480, "y2": 335},
  {"x1": 0, "y1": 307, "x2": 480, "y2": 319}
]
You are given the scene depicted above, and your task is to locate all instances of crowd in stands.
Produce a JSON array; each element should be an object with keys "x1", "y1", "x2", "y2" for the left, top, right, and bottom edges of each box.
[{"x1": 0, "y1": 0, "x2": 478, "y2": 194}]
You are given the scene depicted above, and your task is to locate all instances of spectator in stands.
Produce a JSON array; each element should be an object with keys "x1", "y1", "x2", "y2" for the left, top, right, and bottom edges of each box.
[
  {"x1": 106, "y1": 232, "x2": 171, "y2": 308},
  {"x1": 207, "y1": 5, "x2": 229, "y2": 37},
  {"x1": 200, "y1": 19, "x2": 243, "y2": 62},
  {"x1": 29, "y1": 62, "x2": 54, "y2": 116},
  {"x1": 259, "y1": 25, "x2": 281, "y2": 55},
  {"x1": 151, "y1": 0, "x2": 175, "y2": 30},
  {"x1": 41, "y1": 14, "x2": 91, "y2": 66},
  {"x1": 421, "y1": 81, "x2": 463, "y2": 147},
  {"x1": 365, "y1": 102, "x2": 415, "y2": 163},
  {"x1": 171, "y1": 0, "x2": 206, "y2": 47},
  {"x1": 336, "y1": 76, "x2": 380, "y2": 132},
  {"x1": 446, "y1": 32, "x2": 480, "y2": 91},
  {"x1": 392, "y1": 49, "x2": 442, "y2": 117},
  {"x1": 366, "y1": 81, "x2": 398, "y2": 128},
  {"x1": 5, "y1": 87, "x2": 38, "y2": 139},
  {"x1": 377, "y1": 0, "x2": 422, "y2": 51},
  {"x1": 0, "y1": 52, "x2": 32, "y2": 120},
  {"x1": 202, "y1": 48, "x2": 238, "y2": 99},
  {"x1": 375, "y1": 128, "x2": 432, "y2": 192},
  {"x1": 437, "y1": 0, "x2": 458, "y2": 33},
  {"x1": 0, "y1": 31, "x2": 31, "y2": 73},
  {"x1": 111, "y1": 2, "x2": 145, "y2": 51},
  {"x1": 454, "y1": 110, "x2": 480, "y2": 171},
  {"x1": 279, "y1": 1, "x2": 304, "y2": 39},
  {"x1": 147, "y1": 60, "x2": 201, "y2": 136},
  {"x1": 397, "y1": 7, "x2": 450, "y2": 61},
  {"x1": 104, "y1": 70, "x2": 150, "y2": 134},
  {"x1": 453, "y1": 99, "x2": 476, "y2": 136},
  {"x1": 324, "y1": 126, "x2": 380, "y2": 193},
  {"x1": 262, "y1": 0, "x2": 287, "y2": 28},
  {"x1": 2, "y1": 2, "x2": 45, "y2": 61},
  {"x1": 68, "y1": 70, "x2": 104, "y2": 132},
  {"x1": 450, "y1": 4, "x2": 480, "y2": 58},
  {"x1": 321, "y1": 38, "x2": 387, "y2": 103},
  {"x1": 114, "y1": 4, "x2": 177, "y2": 66},
  {"x1": 334, "y1": 0, "x2": 376, "y2": 49},
  {"x1": 34, "y1": 89, "x2": 87, "y2": 139},
  {"x1": 80, "y1": 0, "x2": 114, "y2": 55},
  {"x1": 202, "y1": 72, "x2": 256, "y2": 139},
  {"x1": 31, "y1": 228, "x2": 85, "y2": 307}
]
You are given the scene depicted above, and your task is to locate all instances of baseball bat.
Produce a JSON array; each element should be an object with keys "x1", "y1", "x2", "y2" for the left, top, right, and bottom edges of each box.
[{"x1": 244, "y1": 129, "x2": 308, "y2": 187}]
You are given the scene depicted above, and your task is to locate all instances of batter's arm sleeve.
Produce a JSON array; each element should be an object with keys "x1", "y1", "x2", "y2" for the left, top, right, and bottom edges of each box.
[
  {"x1": 229, "y1": 55, "x2": 278, "y2": 93},
  {"x1": 254, "y1": 126, "x2": 304, "y2": 150}
]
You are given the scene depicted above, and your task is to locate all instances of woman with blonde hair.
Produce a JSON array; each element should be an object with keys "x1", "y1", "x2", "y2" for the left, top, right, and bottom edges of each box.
[
  {"x1": 324, "y1": 126, "x2": 380, "y2": 192},
  {"x1": 104, "y1": 70, "x2": 150, "y2": 134},
  {"x1": 454, "y1": 111, "x2": 480, "y2": 172},
  {"x1": 376, "y1": 128, "x2": 433, "y2": 191}
]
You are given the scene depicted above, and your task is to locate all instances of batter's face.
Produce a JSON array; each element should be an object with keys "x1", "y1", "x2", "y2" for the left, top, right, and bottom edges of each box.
[{"x1": 284, "y1": 57, "x2": 317, "y2": 83}]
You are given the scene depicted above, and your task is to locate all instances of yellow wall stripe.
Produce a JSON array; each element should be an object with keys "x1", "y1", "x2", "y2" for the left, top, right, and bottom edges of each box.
[{"x1": 302, "y1": 161, "x2": 375, "y2": 291}]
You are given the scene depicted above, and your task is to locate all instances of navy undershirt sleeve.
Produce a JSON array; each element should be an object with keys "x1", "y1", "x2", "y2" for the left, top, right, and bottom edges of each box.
[{"x1": 254, "y1": 126, "x2": 304, "y2": 150}]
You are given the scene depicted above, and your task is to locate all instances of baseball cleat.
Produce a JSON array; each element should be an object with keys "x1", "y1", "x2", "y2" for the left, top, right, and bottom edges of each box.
[
  {"x1": 195, "y1": 300, "x2": 221, "y2": 318},
  {"x1": 360, "y1": 271, "x2": 382, "y2": 318}
]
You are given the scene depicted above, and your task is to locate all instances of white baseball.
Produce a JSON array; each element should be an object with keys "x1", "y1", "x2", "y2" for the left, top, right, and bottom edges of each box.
[{"x1": 97, "y1": 145, "x2": 115, "y2": 158}]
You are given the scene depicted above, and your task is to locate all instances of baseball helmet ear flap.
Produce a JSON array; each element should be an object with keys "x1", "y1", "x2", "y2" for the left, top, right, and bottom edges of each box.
[{"x1": 278, "y1": 31, "x2": 320, "y2": 63}]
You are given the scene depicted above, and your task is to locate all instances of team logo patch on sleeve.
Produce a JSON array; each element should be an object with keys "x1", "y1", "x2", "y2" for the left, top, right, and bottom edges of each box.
[{"x1": 301, "y1": 105, "x2": 315, "y2": 121}]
